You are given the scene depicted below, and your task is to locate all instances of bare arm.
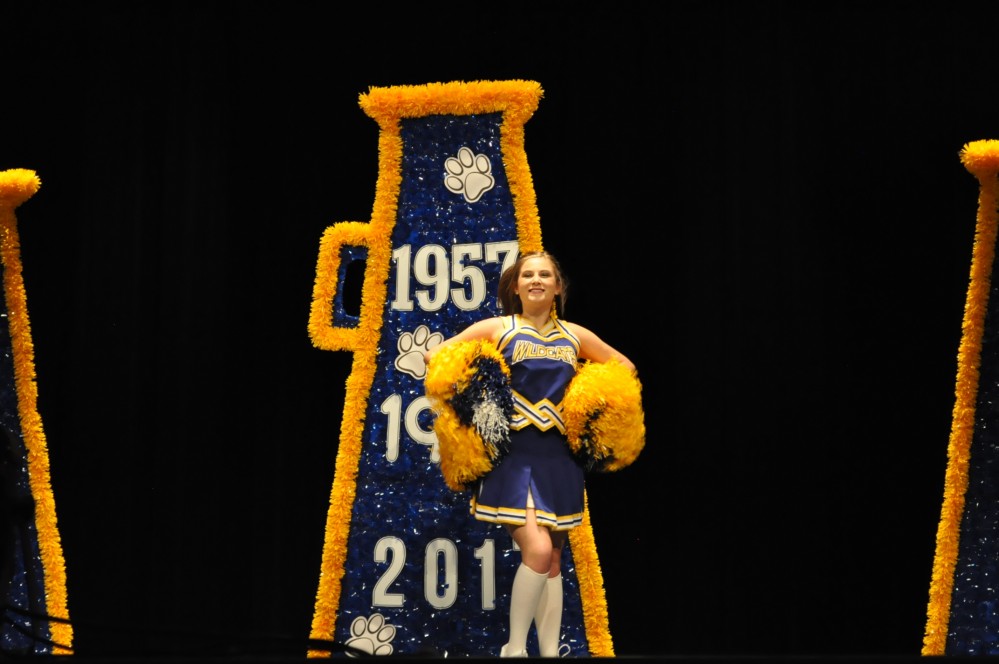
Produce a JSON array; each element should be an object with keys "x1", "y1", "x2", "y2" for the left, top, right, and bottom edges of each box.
[
  {"x1": 568, "y1": 322, "x2": 636, "y2": 372},
  {"x1": 424, "y1": 317, "x2": 504, "y2": 363}
]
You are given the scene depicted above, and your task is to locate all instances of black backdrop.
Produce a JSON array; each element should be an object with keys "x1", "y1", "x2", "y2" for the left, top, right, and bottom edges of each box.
[{"x1": 3, "y1": 1, "x2": 999, "y2": 659}]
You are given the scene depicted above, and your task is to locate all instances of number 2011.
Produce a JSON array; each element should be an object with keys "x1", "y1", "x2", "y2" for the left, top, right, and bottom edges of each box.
[{"x1": 373, "y1": 536, "x2": 499, "y2": 611}]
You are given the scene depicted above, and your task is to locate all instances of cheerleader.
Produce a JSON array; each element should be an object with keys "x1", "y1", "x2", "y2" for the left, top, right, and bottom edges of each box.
[{"x1": 425, "y1": 251, "x2": 637, "y2": 657}]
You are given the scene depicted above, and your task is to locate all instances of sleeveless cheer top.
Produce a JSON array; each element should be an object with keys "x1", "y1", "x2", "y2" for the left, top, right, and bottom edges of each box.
[{"x1": 470, "y1": 314, "x2": 585, "y2": 531}]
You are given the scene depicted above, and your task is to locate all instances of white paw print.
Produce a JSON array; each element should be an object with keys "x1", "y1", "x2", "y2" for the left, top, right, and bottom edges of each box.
[
  {"x1": 345, "y1": 613, "x2": 396, "y2": 657},
  {"x1": 444, "y1": 146, "x2": 495, "y2": 203},
  {"x1": 395, "y1": 324, "x2": 443, "y2": 379}
]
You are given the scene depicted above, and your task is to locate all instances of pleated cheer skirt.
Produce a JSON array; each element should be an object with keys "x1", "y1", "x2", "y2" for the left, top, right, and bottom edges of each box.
[{"x1": 470, "y1": 425, "x2": 584, "y2": 531}]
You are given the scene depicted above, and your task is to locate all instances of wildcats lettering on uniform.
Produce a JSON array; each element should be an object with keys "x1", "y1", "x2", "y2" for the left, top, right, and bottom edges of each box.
[{"x1": 511, "y1": 340, "x2": 577, "y2": 365}]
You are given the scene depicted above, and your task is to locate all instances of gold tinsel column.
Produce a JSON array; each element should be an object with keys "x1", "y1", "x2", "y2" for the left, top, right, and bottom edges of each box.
[
  {"x1": 0, "y1": 168, "x2": 72, "y2": 654},
  {"x1": 924, "y1": 141, "x2": 999, "y2": 655}
]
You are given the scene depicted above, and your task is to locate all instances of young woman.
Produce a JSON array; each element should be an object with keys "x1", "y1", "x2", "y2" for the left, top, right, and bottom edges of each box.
[{"x1": 425, "y1": 250, "x2": 635, "y2": 657}]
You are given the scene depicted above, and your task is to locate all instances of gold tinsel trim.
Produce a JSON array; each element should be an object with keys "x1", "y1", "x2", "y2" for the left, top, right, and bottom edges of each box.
[
  {"x1": 307, "y1": 134, "x2": 397, "y2": 653},
  {"x1": 922, "y1": 140, "x2": 999, "y2": 655},
  {"x1": 569, "y1": 491, "x2": 614, "y2": 657},
  {"x1": 0, "y1": 169, "x2": 72, "y2": 653},
  {"x1": 563, "y1": 359, "x2": 645, "y2": 472}
]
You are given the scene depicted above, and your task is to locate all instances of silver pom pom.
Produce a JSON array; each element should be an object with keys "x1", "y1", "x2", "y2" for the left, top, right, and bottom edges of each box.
[{"x1": 472, "y1": 399, "x2": 510, "y2": 459}]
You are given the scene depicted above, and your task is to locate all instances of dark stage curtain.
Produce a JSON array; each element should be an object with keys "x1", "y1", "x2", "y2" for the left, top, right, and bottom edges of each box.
[{"x1": 3, "y1": 1, "x2": 999, "y2": 658}]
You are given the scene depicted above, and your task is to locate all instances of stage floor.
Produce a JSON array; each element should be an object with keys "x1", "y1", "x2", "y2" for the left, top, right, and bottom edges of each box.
[{"x1": 10, "y1": 654, "x2": 950, "y2": 663}]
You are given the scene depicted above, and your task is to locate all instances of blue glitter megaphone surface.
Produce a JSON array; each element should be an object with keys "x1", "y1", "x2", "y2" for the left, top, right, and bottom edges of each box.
[{"x1": 306, "y1": 80, "x2": 612, "y2": 658}]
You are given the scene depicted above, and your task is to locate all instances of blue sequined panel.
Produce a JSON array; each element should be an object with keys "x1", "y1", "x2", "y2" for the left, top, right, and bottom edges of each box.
[{"x1": 329, "y1": 112, "x2": 589, "y2": 657}]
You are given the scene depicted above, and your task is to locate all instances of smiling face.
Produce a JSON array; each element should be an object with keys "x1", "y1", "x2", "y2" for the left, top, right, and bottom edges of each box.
[{"x1": 515, "y1": 255, "x2": 561, "y2": 313}]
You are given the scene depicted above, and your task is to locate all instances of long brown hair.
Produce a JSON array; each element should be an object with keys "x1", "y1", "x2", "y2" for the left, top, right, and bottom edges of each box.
[{"x1": 496, "y1": 251, "x2": 569, "y2": 317}]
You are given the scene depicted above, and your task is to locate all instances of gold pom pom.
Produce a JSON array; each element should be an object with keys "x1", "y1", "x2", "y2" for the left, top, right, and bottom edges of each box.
[
  {"x1": 563, "y1": 359, "x2": 645, "y2": 472},
  {"x1": 431, "y1": 407, "x2": 497, "y2": 491},
  {"x1": 425, "y1": 340, "x2": 512, "y2": 491},
  {"x1": 424, "y1": 339, "x2": 508, "y2": 400}
]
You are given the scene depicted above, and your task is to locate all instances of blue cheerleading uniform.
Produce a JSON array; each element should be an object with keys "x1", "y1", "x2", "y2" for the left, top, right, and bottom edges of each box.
[{"x1": 471, "y1": 314, "x2": 584, "y2": 531}]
